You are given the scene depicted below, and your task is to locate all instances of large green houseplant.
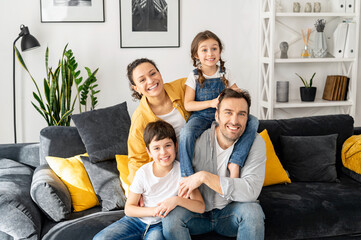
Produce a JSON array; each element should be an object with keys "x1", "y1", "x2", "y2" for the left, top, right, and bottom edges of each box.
[{"x1": 15, "y1": 44, "x2": 100, "y2": 126}]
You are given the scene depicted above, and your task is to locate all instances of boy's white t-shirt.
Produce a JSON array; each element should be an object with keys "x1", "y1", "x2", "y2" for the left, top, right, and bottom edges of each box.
[
  {"x1": 185, "y1": 67, "x2": 235, "y2": 90},
  {"x1": 129, "y1": 160, "x2": 181, "y2": 225}
]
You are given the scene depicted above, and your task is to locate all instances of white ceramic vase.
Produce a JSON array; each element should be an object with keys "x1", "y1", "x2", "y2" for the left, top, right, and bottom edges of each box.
[{"x1": 313, "y1": 31, "x2": 327, "y2": 58}]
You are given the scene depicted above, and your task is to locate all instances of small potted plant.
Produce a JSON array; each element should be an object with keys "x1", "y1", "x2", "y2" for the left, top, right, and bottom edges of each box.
[{"x1": 295, "y1": 72, "x2": 317, "y2": 101}]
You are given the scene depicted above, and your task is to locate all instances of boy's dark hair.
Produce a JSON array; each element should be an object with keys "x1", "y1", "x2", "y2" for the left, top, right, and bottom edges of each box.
[
  {"x1": 217, "y1": 88, "x2": 251, "y2": 115},
  {"x1": 127, "y1": 58, "x2": 159, "y2": 101},
  {"x1": 143, "y1": 120, "x2": 177, "y2": 149}
]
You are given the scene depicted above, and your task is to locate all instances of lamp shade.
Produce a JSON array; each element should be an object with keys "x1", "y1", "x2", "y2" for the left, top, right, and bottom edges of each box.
[
  {"x1": 21, "y1": 34, "x2": 40, "y2": 52},
  {"x1": 19, "y1": 25, "x2": 40, "y2": 52}
]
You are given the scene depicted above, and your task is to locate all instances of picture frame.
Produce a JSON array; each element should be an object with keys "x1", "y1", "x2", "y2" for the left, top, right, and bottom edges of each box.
[
  {"x1": 120, "y1": 0, "x2": 180, "y2": 48},
  {"x1": 40, "y1": 0, "x2": 105, "y2": 23}
]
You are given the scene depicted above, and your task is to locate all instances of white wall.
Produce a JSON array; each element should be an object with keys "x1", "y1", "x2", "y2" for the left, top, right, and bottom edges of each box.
[{"x1": 0, "y1": 1, "x2": 360, "y2": 144}]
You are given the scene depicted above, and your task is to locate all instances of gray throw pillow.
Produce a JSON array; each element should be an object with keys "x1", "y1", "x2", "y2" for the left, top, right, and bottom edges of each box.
[
  {"x1": 280, "y1": 134, "x2": 338, "y2": 182},
  {"x1": 0, "y1": 158, "x2": 41, "y2": 239},
  {"x1": 30, "y1": 164, "x2": 72, "y2": 222},
  {"x1": 71, "y1": 102, "x2": 131, "y2": 163},
  {"x1": 81, "y1": 156, "x2": 126, "y2": 211}
]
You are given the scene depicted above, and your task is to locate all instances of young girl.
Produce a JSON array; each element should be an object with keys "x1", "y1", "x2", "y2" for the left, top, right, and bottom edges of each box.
[{"x1": 180, "y1": 30, "x2": 259, "y2": 178}]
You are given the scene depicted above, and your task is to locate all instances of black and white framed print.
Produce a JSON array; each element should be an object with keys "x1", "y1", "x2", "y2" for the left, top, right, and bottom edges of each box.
[
  {"x1": 40, "y1": 0, "x2": 105, "y2": 23},
  {"x1": 120, "y1": 0, "x2": 180, "y2": 48}
]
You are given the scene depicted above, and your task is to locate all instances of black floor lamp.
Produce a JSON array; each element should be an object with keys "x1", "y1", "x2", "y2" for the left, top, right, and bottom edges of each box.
[{"x1": 13, "y1": 24, "x2": 40, "y2": 143}]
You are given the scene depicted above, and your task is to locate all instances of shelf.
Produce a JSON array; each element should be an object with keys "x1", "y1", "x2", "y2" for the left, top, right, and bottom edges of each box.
[
  {"x1": 273, "y1": 99, "x2": 353, "y2": 108},
  {"x1": 274, "y1": 57, "x2": 355, "y2": 63},
  {"x1": 259, "y1": 0, "x2": 359, "y2": 119},
  {"x1": 276, "y1": 12, "x2": 356, "y2": 17}
]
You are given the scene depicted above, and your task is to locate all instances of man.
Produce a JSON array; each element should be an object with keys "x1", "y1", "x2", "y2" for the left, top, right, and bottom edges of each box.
[{"x1": 162, "y1": 88, "x2": 266, "y2": 240}]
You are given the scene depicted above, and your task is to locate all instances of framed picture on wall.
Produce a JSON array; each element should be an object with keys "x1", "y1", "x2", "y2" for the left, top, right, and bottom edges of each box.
[
  {"x1": 40, "y1": 0, "x2": 105, "y2": 23},
  {"x1": 120, "y1": 0, "x2": 180, "y2": 48}
]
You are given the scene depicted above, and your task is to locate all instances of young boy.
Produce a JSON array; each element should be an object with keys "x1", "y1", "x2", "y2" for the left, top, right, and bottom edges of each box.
[{"x1": 93, "y1": 120, "x2": 205, "y2": 240}]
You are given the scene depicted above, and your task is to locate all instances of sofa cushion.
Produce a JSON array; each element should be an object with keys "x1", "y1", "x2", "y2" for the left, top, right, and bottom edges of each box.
[
  {"x1": 81, "y1": 156, "x2": 126, "y2": 211},
  {"x1": 259, "y1": 175, "x2": 361, "y2": 239},
  {"x1": 71, "y1": 102, "x2": 131, "y2": 163},
  {"x1": 258, "y1": 114, "x2": 354, "y2": 175},
  {"x1": 30, "y1": 164, "x2": 72, "y2": 222},
  {"x1": 0, "y1": 158, "x2": 41, "y2": 240},
  {"x1": 341, "y1": 135, "x2": 361, "y2": 182},
  {"x1": 115, "y1": 155, "x2": 131, "y2": 196},
  {"x1": 280, "y1": 134, "x2": 338, "y2": 182},
  {"x1": 46, "y1": 155, "x2": 99, "y2": 212},
  {"x1": 260, "y1": 129, "x2": 291, "y2": 186},
  {"x1": 0, "y1": 143, "x2": 40, "y2": 168},
  {"x1": 41, "y1": 210, "x2": 125, "y2": 240},
  {"x1": 40, "y1": 126, "x2": 86, "y2": 165}
]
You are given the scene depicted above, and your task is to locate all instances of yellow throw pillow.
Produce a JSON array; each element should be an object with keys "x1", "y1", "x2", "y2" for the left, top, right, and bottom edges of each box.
[
  {"x1": 115, "y1": 155, "x2": 130, "y2": 197},
  {"x1": 46, "y1": 154, "x2": 99, "y2": 212},
  {"x1": 342, "y1": 135, "x2": 361, "y2": 174},
  {"x1": 260, "y1": 129, "x2": 291, "y2": 186}
]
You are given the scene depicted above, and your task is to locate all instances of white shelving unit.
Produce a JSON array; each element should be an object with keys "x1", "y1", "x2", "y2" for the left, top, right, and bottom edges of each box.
[{"x1": 259, "y1": 0, "x2": 360, "y2": 119}]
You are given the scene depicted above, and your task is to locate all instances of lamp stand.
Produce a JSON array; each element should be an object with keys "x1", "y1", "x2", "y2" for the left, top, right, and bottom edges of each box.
[{"x1": 13, "y1": 36, "x2": 21, "y2": 144}]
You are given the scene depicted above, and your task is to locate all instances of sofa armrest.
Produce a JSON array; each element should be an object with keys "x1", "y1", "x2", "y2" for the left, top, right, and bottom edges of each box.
[
  {"x1": 0, "y1": 143, "x2": 40, "y2": 168},
  {"x1": 31, "y1": 165, "x2": 72, "y2": 222},
  {"x1": 354, "y1": 127, "x2": 361, "y2": 135},
  {"x1": 0, "y1": 158, "x2": 42, "y2": 239}
]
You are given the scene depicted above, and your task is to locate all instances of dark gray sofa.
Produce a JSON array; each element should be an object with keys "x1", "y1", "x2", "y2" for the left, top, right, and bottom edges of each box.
[{"x1": 1, "y1": 114, "x2": 361, "y2": 240}]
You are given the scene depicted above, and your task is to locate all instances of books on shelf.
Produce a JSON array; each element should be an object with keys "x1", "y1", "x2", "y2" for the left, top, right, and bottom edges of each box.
[{"x1": 322, "y1": 75, "x2": 349, "y2": 101}]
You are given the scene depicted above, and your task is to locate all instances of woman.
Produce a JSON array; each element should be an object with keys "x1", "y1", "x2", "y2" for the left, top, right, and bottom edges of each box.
[{"x1": 126, "y1": 58, "x2": 190, "y2": 183}]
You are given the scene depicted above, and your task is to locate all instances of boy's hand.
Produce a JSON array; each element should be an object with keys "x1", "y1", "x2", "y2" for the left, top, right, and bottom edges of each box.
[{"x1": 153, "y1": 196, "x2": 178, "y2": 218}]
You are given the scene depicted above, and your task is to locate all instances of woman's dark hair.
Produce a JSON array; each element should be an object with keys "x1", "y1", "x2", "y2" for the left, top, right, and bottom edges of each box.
[
  {"x1": 127, "y1": 58, "x2": 159, "y2": 100},
  {"x1": 190, "y1": 30, "x2": 228, "y2": 88},
  {"x1": 143, "y1": 120, "x2": 177, "y2": 150}
]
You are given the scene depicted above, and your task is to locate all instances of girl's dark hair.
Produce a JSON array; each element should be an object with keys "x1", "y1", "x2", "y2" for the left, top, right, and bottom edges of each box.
[
  {"x1": 143, "y1": 120, "x2": 177, "y2": 150},
  {"x1": 190, "y1": 30, "x2": 228, "y2": 88},
  {"x1": 127, "y1": 58, "x2": 159, "y2": 100}
]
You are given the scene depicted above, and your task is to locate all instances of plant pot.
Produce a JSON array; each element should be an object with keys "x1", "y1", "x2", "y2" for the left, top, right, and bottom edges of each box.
[
  {"x1": 300, "y1": 87, "x2": 316, "y2": 102},
  {"x1": 313, "y1": 32, "x2": 328, "y2": 58}
]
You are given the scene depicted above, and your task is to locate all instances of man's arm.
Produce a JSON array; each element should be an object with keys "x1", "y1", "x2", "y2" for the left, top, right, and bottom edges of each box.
[
  {"x1": 219, "y1": 135, "x2": 266, "y2": 202},
  {"x1": 179, "y1": 135, "x2": 266, "y2": 201}
]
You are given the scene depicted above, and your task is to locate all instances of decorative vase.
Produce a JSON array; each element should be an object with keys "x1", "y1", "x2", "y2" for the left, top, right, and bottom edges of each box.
[
  {"x1": 276, "y1": 81, "x2": 289, "y2": 102},
  {"x1": 313, "y1": 32, "x2": 328, "y2": 58},
  {"x1": 300, "y1": 87, "x2": 317, "y2": 101}
]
